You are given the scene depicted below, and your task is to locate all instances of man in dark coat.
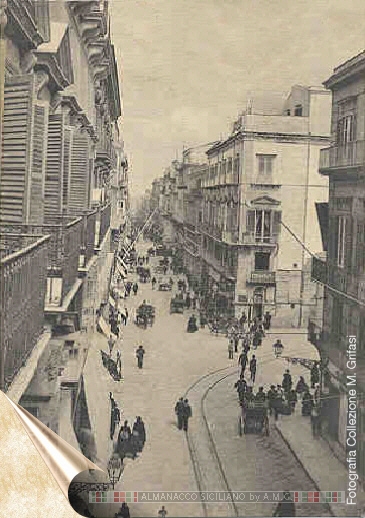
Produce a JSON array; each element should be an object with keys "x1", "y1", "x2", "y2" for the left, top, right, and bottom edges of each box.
[
  {"x1": 175, "y1": 397, "x2": 184, "y2": 430},
  {"x1": 182, "y1": 399, "x2": 192, "y2": 431},
  {"x1": 249, "y1": 355, "x2": 257, "y2": 383},
  {"x1": 273, "y1": 492, "x2": 296, "y2": 516},
  {"x1": 282, "y1": 369, "x2": 292, "y2": 394},
  {"x1": 238, "y1": 351, "x2": 248, "y2": 377},
  {"x1": 136, "y1": 345, "x2": 145, "y2": 368}
]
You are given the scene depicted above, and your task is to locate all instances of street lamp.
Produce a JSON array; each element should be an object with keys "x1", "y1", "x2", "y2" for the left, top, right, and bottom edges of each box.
[{"x1": 107, "y1": 454, "x2": 124, "y2": 489}]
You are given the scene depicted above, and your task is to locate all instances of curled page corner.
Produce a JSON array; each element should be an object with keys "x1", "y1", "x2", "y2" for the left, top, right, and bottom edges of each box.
[{"x1": 4, "y1": 393, "x2": 105, "y2": 506}]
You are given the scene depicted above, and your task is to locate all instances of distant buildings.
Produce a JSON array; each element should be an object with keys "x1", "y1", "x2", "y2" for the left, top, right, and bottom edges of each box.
[
  {"x1": 0, "y1": 0, "x2": 129, "y2": 442},
  {"x1": 147, "y1": 84, "x2": 331, "y2": 325},
  {"x1": 312, "y1": 50, "x2": 365, "y2": 479}
]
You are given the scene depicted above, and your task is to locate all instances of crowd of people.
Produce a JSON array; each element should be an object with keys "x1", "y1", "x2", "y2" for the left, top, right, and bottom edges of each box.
[{"x1": 110, "y1": 393, "x2": 146, "y2": 460}]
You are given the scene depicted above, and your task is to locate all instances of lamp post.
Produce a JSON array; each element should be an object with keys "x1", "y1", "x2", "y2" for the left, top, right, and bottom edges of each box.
[{"x1": 107, "y1": 453, "x2": 124, "y2": 489}]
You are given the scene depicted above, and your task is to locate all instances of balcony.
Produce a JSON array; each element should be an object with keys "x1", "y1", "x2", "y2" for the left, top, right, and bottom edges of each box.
[
  {"x1": 221, "y1": 230, "x2": 239, "y2": 244},
  {"x1": 311, "y1": 255, "x2": 328, "y2": 284},
  {"x1": 79, "y1": 209, "x2": 97, "y2": 268},
  {"x1": 0, "y1": 234, "x2": 50, "y2": 390},
  {"x1": 241, "y1": 232, "x2": 279, "y2": 246},
  {"x1": 248, "y1": 271, "x2": 276, "y2": 285},
  {"x1": 319, "y1": 141, "x2": 365, "y2": 172},
  {"x1": 0, "y1": 217, "x2": 83, "y2": 302},
  {"x1": 95, "y1": 202, "x2": 111, "y2": 248}
]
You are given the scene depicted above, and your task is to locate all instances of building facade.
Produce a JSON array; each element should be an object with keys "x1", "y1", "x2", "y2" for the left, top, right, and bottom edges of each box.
[
  {"x1": 312, "y1": 51, "x2": 365, "y2": 479},
  {"x1": 202, "y1": 85, "x2": 331, "y2": 324},
  {"x1": 0, "y1": 0, "x2": 128, "y2": 447}
]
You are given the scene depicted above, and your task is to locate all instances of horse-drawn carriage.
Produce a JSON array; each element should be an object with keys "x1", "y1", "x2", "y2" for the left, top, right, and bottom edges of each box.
[
  {"x1": 135, "y1": 303, "x2": 155, "y2": 328},
  {"x1": 239, "y1": 400, "x2": 270, "y2": 436},
  {"x1": 158, "y1": 276, "x2": 172, "y2": 291},
  {"x1": 137, "y1": 267, "x2": 150, "y2": 283},
  {"x1": 170, "y1": 296, "x2": 185, "y2": 314}
]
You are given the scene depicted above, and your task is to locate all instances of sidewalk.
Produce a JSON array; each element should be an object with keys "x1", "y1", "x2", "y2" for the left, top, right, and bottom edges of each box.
[{"x1": 275, "y1": 410, "x2": 365, "y2": 517}]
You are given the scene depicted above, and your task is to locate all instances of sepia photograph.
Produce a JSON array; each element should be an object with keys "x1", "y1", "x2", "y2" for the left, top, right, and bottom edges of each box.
[{"x1": 0, "y1": 1, "x2": 365, "y2": 517}]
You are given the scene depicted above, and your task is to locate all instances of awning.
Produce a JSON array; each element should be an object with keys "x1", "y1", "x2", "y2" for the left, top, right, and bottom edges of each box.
[
  {"x1": 315, "y1": 202, "x2": 329, "y2": 252},
  {"x1": 118, "y1": 257, "x2": 128, "y2": 272},
  {"x1": 98, "y1": 315, "x2": 118, "y2": 340},
  {"x1": 109, "y1": 295, "x2": 116, "y2": 308},
  {"x1": 116, "y1": 261, "x2": 127, "y2": 279}
]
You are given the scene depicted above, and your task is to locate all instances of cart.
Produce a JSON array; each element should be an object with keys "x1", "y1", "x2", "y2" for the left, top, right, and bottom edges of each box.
[
  {"x1": 170, "y1": 297, "x2": 185, "y2": 314},
  {"x1": 239, "y1": 401, "x2": 269, "y2": 436},
  {"x1": 135, "y1": 304, "x2": 155, "y2": 328},
  {"x1": 158, "y1": 277, "x2": 172, "y2": 291}
]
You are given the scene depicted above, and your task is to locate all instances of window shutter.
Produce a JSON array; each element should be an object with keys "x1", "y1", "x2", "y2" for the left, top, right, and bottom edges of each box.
[
  {"x1": 246, "y1": 210, "x2": 255, "y2": 233},
  {"x1": 62, "y1": 127, "x2": 73, "y2": 212},
  {"x1": 331, "y1": 215, "x2": 339, "y2": 265},
  {"x1": 345, "y1": 216, "x2": 353, "y2": 270},
  {"x1": 69, "y1": 131, "x2": 91, "y2": 215},
  {"x1": 0, "y1": 75, "x2": 35, "y2": 223},
  {"x1": 45, "y1": 114, "x2": 63, "y2": 219},
  {"x1": 272, "y1": 211, "x2": 281, "y2": 236},
  {"x1": 29, "y1": 102, "x2": 48, "y2": 224}
]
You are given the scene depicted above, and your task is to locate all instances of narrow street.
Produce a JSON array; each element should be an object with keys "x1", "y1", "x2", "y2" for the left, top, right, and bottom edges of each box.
[{"x1": 96, "y1": 240, "x2": 332, "y2": 517}]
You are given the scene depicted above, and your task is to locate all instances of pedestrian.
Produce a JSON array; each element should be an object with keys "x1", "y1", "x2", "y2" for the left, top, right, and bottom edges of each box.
[
  {"x1": 158, "y1": 506, "x2": 167, "y2": 518},
  {"x1": 152, "y1": 276, "x2": 157, "y2": 289},
  {"x1": 273, "y1": 339, "x2": 284, "y2": 357},
  {"x1": 233, "y1": 332, "x2": 239, "y2": 353},
  {"x1": 119, "y1": 503, "x2": 130, "y2": 518},
  {"x1": 311, "y1": 405, "x2": 321, "y2": 438},
  {"x1": 234, "y1": 378, "x2": 247, "y2": 404},
  {"x1": 255, "y1": 386, "x2": 266, "y2": 403},
  {"x1": 267, "y1": 385, "x2": 277, "y2": 416},
  {"x1": 110, "y1": 403, "x2": 120, "y2": 439},
  {"x1": 132, "y1": 282, "x2": 138, "y2": 295},
  {"x1": 182, "y1": 399, "x2": 192, "y2": 431},
  {"x1": 301, "y1": 390, "x2": 313, "y2": 416},
  {"x1": 238, "y1": 350, "x2": 248, "y2": 377},
  {"x1": 116, "y1": 350, "x2": 122, "y2": 373},
  {"x1": 314, "y1": 383, "x2": 321, "y2": 407},
  {"x1": 175, "y1": 397, "x2": 184, "y2": 430},
  {"x1": 239, "y1": 312, "x2": 247, "y2": 328},
  {"x1": 136, "y1": 345, "x2": 145, "y2": 369},
  {"x1": 249, "y1": 355, "x2": 257, "y2": 383},
  {"x1": 311, "y1": 363, "x2": 320, "y2": 388},
  {"x1": 288, "y1": 389, "x2": 297, "y2": 413},
  {"x1": 295, "y1": 376, "x2": 307, "y2": 400},
  {"x1": 186, "y1": 293, "x2": 191, "y2": 309},
  {"x1": 282, "y1": 369, "x2": 292, "y2": 395},
  {"x1": 108, "y1": 334, "x2": 116, "y2": 356},
  {"x1": 228, "y1": 338, "x2": 234, "y2": 359},
  {"x1": 273, "y1": 491, "x2": 296, "y2": 517},
  {"x1": 263, "y1": 311, "x2": 271, "y2": 330},
  {"x1": 273, "y1": 392, "x2": 283, "y2": 421}
]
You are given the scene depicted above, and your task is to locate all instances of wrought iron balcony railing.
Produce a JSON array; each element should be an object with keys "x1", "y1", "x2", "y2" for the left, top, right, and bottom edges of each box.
[
  {"x1": 241, "y1": 232, "x2": 279, "y2": 245},
  {"x1": 248, "y1": 271, "x2": 276, "y2": 285},
  {"x1": 319, "y1": 141, "x2": 365, "y2": 171},
  {"x1": 0, "y1": 234, "x2": 50, "y2": 390}
]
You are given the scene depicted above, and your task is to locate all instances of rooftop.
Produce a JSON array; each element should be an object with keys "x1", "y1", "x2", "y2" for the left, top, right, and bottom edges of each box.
[{"x1": 323, "y1": 50, "x2": 365, "y2": 89}]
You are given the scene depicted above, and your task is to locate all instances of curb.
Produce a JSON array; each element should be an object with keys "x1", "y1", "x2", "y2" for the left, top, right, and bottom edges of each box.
[{"x1": 274, "y1": 421, "x2": 335, "y2": 517}]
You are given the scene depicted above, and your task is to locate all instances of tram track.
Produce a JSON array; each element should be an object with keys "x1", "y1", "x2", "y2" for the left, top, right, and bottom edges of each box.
[{"x1": 182, "y1": 351, "x2": 289, "y2": 517}]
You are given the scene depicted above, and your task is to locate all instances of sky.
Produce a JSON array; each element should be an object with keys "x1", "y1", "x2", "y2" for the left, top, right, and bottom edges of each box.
[{"x1": 109, "y1": 0, "x2": 365, "y2": 197}]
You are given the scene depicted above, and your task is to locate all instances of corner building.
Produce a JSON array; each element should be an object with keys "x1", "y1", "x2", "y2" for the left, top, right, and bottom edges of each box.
[{"x1": 203, "y1": 85, "x2": 331, "y2": 325}]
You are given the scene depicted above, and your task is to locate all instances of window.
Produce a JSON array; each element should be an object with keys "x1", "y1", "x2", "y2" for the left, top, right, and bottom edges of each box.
[
  {"x1": 255, "y1": 252, "x2": 270, "y2": 271},
  {"x1": 257, "y1": 154, "x2": 275, "y2": 176},
  {"x1": 246, "y1": 209, "x2": 281, "y2": 242},
  {"x1": 337, "y1": 215, "x2": 346, "y2": 267},
  {"x1": 294, "y1": 105, "x2": 303, "y2": 117}
]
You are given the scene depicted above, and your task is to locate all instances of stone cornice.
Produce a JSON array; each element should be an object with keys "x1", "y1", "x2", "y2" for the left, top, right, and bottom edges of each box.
[
  {"x1": 60, "y1": 93, "x2": 83, "y2": 115},
  {"x1": 34, "y1": 52, "x2": 69, "y2": 92},
  {"x1": 6, "y1": 0, "x2": 43, "y2": 50}
]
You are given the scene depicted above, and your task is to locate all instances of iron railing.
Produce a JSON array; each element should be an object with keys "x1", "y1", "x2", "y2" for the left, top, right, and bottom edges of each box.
[
  {"x1": 319, "y1": 141, "x2": 365, "y2": 170},
  {"x1": 0, "y1": 234, "x2": 50, "y2": 390}
]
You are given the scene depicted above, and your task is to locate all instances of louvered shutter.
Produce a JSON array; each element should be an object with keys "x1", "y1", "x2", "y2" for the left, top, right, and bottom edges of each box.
[
  {"x1": 246, "y1": 210, "x2": 255, "y2": 233},
  {"x1": 1, "y1": 75, "x2": 35, "y2": 223},
  {"x1": 69, "y1": 131, "x2": 91, "y2": 214},
  {"x1": 62, "y1": 127, "x2": 73, "y2": 212},
  {"x1": 345, "y1": 216, "x2": 353, "y2": 270},
  {"x1": 272, "y1": 211, "x2": 282, "y2": 236},
  {"x1": 45, "y1": 114, "x2": 63, "y2": 219},
  {"x1": 28, "y1": 102, "x2": 48, "y2": 224},
  {"x1": 331, "y1": 215, "x2": 339, "y2": 265}
]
